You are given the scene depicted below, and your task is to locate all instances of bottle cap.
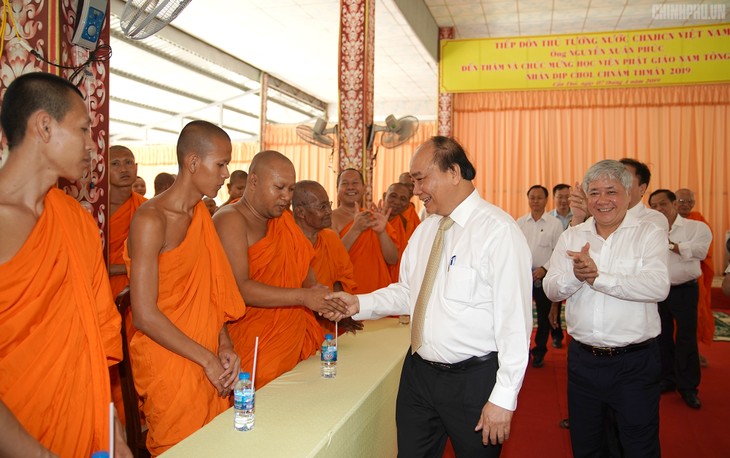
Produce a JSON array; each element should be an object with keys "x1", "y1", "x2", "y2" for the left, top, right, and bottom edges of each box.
[
  {"x1": 240, "y1": 372, "x2": 250, "y2": 380},
  {"x1": 325, "y1": 333, "x2": 334, "y2": 340}
]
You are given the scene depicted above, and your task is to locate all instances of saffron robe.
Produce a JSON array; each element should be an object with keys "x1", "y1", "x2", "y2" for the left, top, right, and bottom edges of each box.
[
  {"x1": 0, "y1": 188, "x2": 122, "y2": 457},
  {"x1": 124, "y1": 203, "x2": 246, "y2": 456},
  {"x1": 686, "y1": 211, "x2": 715, "y2": 345},
  {"x1": 312, "y1": 228, "x2": 358, "y2": 294},
  {"x1": 340, "y1": 218, "x2": 399, "y2": 293},
  {"x1": 228, "y1": 212, "x2": 324, "y2": 389},
  {"x1": 403, "y1": 202, "x2": 421, "y2": 239},
  {"x1": 388, "y1": 214, "x2": 409, "y2": 282},
  {"x1": 108, "y1": 191, "x2": 146, "y2": 425}
]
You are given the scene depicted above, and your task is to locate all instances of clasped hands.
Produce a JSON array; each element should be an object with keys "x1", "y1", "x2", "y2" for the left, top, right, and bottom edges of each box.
[
  {"x1": 353, "y1": 200, "x2": 392, "y2": 234},
  {"x1": 567, "y1": 242, "x2": 598, "y2": 285}
]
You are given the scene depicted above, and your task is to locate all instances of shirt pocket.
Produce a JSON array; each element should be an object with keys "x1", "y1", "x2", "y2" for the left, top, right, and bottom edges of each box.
[{"x1": 444, "y1": 265, "x2": 477, "y2": 304}]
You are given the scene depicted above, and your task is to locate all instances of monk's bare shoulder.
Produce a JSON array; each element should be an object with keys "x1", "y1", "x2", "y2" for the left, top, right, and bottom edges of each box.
[
  {"x1": 129, "y1": 201, "x2": 167, "y2": 254},
  {"x1": 0, "y1": 204, "x2": 38, "y2": 264}
]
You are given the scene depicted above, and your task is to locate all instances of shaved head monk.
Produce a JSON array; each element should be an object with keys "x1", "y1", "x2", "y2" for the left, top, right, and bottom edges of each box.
[
  {"x1": 133, "y1": 176, "x2": 147, "y2": 196},
  {"x1": 383, "y1": 182, "x2": 414, "y2": 281},
  {"x1": 0, "y1": 72, "x2": 130, "y2": 457},
  {"x1": 221, "y1": 169, "x2": 247, "y2": 207},
  {"x1": 293, "y1": 180, "x2": 362, "y2": 335},
  {"x1": 398, "y1": 171, "x2": 422, "y2": 236},
  {"x1": 214, "y1": 151, "x2": 347, "y2": 388},
  {"x1": 330, "y1": 168, "x2": 399, "y2": 293},
  {"x1": 153, "y1": 172, "x2": 174, "y2": 196},
  {"x1": 125, "y1": 120, "x2": 246, "y2": 456},
  {"x1": 108, "y1": 144, "x2": 147, "y2": 427}
]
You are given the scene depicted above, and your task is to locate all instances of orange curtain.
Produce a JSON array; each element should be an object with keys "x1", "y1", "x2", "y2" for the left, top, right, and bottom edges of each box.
[
  {"x1": 453, "y1": 84, "x2": 730, "y2": 273},
  {"x1": 265, "y1": 122, "x2": 436, "y2": 211}
]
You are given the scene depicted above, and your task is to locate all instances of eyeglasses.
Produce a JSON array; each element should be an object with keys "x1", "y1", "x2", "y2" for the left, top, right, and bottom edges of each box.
[{"x1": 302, "y1": 201, "x2": 333, "y2": 211}]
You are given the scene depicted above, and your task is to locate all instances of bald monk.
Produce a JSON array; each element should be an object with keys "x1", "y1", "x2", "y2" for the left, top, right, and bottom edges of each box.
[
  {"x1": 220, "y1": 169, "x2": 247, "y2": 207},
  {"x1": 108, "y1": 145, "x2": 147, "y2": 426},
  {"x1": 125, "y1": 120, "x2": 246, "y2": 456},
  {"x1": 214, "y1": 151, "x2": 347, "y2": 388},
  {"x1": 398, "y1": 171, "x2": 422, "y2": 238},
  {"x1": 153, "y1": 172, "x2": 174, "y2": 196},
  {"x1": 292, "y1": 180, "x2": 362, "y2": 335},
  {"x1": 133, "y1": 176, "x2": 147, "y2": 196},
  {"x1": 383, "y1": 182, "x2": 413, "y2": 282},
  {"x1": 676, "y1": 188, "x2": 715, "y2": 357},
  {"x1": 203, "y1": 197, "x2": 217, "y2": 216},
  {"x1": 0, "y1": 72, "x2": 130, "y2": 457},
  {"x1": 331, "y1": 168, "x2": 399, "y2": 293}
]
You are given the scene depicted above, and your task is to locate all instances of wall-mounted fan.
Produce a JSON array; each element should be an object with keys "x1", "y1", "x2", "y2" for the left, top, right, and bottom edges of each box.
[
  {"x1": 120, "y1": 0, "x2": 192, "y2": 40},
  {"x1": 368, "y1": 114, "x2": 419, "y2": 149},
  {"x1": 296, "y1": 118, "x2": 337, "y2": 149}
]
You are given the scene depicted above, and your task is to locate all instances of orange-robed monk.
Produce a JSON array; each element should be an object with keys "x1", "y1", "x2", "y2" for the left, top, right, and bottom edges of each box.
[
  {"x1": 398, "y1": 171, "x2": 421, "y2": 239},
  {"x1": 108, "y1": 144, "x2": 146, "y2": 426},
  {"x1": 125, "y1": 120, "x2": 246, "y2": 456},
  {"x1": 383, "y1": 182, "x2": 416, "y2": 282},
  {"x1": 0, "y1": 72, "x2": 130, "y2": 458},
  {"x1": 330, "y1": 168, "x2": 399, "y2": 293},
  {"x1": 213, "y1": 151, "x2": 347, "y2": 389},
  {"x1": 292, "y1": 180, "x2": 362, "y2": 335}
]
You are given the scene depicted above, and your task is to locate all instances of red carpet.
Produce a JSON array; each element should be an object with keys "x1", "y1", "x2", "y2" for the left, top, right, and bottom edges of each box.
[{"x1": 501, "y1": 310, "x2": 730, "y2": 458}]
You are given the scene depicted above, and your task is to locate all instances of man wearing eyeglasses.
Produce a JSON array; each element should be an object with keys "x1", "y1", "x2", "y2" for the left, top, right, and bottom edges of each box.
[{"x1": 675, "y1": 188, "x2": 715, "y2": 367}]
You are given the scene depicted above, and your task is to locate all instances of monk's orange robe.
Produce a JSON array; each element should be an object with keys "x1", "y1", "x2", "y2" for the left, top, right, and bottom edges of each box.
[
  {"x1": 687, "y1": 211, "x2": 715, "y2": 345},
  {"x1": 403, "y1": 202, "x2": 421, "y2": 239},
  {"x1": 340, "y1": 218, "x2": 399, "y2": 293},
  {"x1": 228, "y1": 211, "x2": 324, "y2": 389},
  {"x1": 312, "y1": 228, "x2": 358, "y2": 294},
  {"x1": 108, "y1": 192, "x2": 146, "y2": 425},
  {"x1": 0, "y1": 189, "x2": 122, "y2": 457},
  {"x1": 124, "y1": 203, "x2": 246, "y2": 456},
  {"x1": 109, "y1": 192, "x2": 146, "y2": 299},
  {"x1": 388, "y1": 215, "x2": 409, "y2": 282}
]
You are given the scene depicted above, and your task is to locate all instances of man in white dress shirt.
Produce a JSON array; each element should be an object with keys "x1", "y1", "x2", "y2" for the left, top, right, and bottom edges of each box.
[
  {"x1": 327, "y1": 136, "x2": 532, "y2": 456},
  {"x1": 517, "y1": 185, "x2": 564, "y2": 366},
  {"x1": 648, "y1": 189, "x2": 711, "y2": 409},
  {"x1": 544, "y1": 160, "x2": 670, "y2": 458},
  {"x1": 549, "y1": 183, "x2": 573, "y2": 230}
]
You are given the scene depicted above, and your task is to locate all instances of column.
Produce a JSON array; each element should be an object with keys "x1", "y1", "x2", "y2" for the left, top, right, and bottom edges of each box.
[
  {"x1": 437, "y1": 27, "x2": 454, "y2": 137},
  {"x1": 338, "y1": 0, "x2": 376, "y2": 202}
]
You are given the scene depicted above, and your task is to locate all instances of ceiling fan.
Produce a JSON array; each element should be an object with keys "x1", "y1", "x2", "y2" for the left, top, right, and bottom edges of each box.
[
  {"x1": 120, "y1": 0, "x2": 192, "y2": 40},
  {"x1": 296, "y1": 118, "x2": 338, "y2": 149},
  {"x1": 368, "y1": 114, "x2": 419, "y2": 150}
]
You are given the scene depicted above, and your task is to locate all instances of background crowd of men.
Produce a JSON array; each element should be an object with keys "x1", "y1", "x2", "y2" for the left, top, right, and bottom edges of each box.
[{"x1": 2, "y1": 72, "x2": 727, "y2": 458}]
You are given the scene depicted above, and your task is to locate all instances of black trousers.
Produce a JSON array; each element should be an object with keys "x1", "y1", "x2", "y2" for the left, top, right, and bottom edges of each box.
[
  {"x1": 658, "y1": 282, "x2": 701, "y2": 394},
  {"x1": 532, "y1": 285, "x2": 559, "y2": 356},
  {"x1": 396, "y1": 350, "x2": 502, "y2": 458},
  {"x1": 568, "y1": 340, "x2": 661, "y2": 458}
]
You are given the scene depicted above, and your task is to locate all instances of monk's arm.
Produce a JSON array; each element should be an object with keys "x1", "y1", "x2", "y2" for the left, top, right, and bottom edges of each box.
[
  {"x1": 108, "y1": 263, "x2": 127, "y2": 276},
  {"x1": 0, "y1": 401, "x2": 57, "y2": 458},
  {"x1": 217, "y1": 326, "x2": 240, "y2": 392},
  {"x1": 372, "y1": 210, "x2": 398, "y2": 265},
  {"x1": 339, "y1": 210, "x2": 371, "y2": 251},
  {"x1": 213, "y1": 211, "x2": 345, "y2": 315},
  {"x1": 128, "y1": 211, "x2": 228, "y2": 394}
]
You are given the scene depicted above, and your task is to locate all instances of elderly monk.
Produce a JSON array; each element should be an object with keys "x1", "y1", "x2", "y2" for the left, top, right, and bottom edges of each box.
[
  {"x1": 398, "y1": 171, "x2": 422, "y2": 237},
  {"x1": 220, "y1": 169, "x2": 247, "y2": 207},
  {"x1": 0, "y1": 72, "x2": 130, "y2": 457},
  {"x1": 675, "y1": 188, "x2": 715, "y2": 360},
  {"x1": 214, "y1": 151, "x2": 347, "y2": 389},
  {"x1": 383, "y1": 182, "x2": 414, "y2": 282},
  {"x1": 125, "y1": 120, "x2": 246, "y2": 456},
  {"x1": 292, "y1": 180, "x2": 362, "y2": 335},
  {"x1": 108, "y1": 144, "x2": 147, "y2": 426},
  {"x1": 331, "y1": 168, "x2": 399, "y2": 293}
]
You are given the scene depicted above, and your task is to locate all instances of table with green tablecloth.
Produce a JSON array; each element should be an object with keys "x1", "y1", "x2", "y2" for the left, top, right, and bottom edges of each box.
[{"x1": 162, "y1": 317, "x2": 410, "y2": 457}]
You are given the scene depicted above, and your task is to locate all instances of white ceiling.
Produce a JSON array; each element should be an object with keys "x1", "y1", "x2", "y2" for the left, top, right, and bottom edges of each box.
[{"x1": 108, "y1": 0, "x2": 729, "y2": 144}]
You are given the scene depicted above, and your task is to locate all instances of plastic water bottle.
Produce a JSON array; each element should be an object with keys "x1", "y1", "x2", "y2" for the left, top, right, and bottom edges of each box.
[
  {"x1": 233, "y1": 372, "x2": 255, "y2": 431},
  {"x1": 321, "y1": 333, "x2": 337, "y2": 378}
]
